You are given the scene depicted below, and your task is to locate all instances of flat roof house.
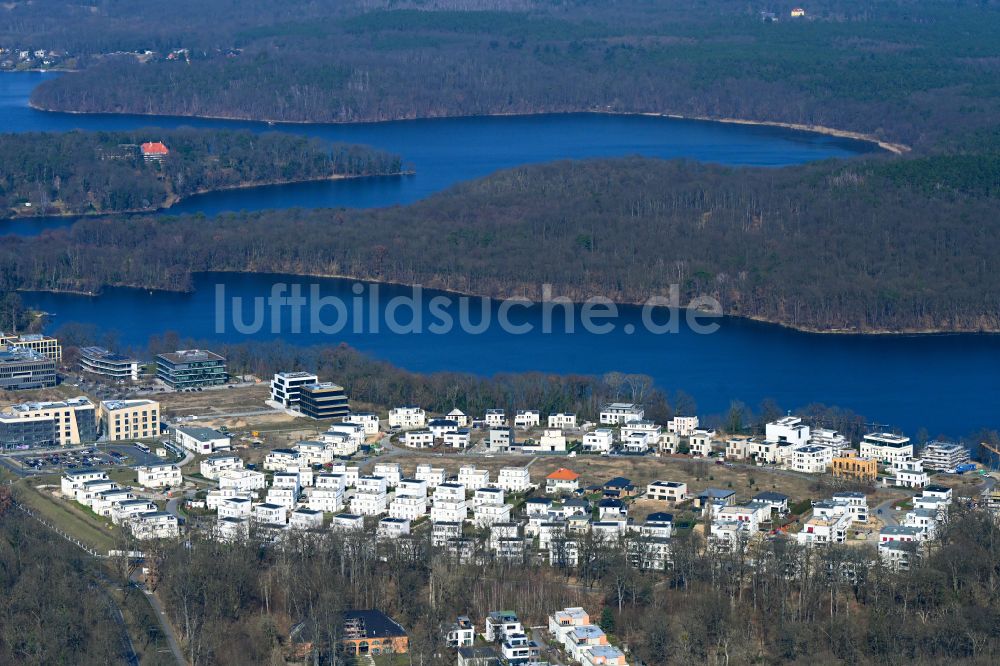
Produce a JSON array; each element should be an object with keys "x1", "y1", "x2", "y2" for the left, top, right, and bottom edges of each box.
[
  {"x1": 156, "y1": 349, "x2": 227, "y2": 389},
  {"x1": 174, "y1": 426, "x2": 231, "y2": 454}
]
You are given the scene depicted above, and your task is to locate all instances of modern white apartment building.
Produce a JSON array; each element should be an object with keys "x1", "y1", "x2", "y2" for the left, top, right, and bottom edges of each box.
[
  {"x1": 389, "y1": 494, "x2": 426, "y2": 521},
  {"x1": 496, "y1": 467, "x2": 532, "y2": 493},
  {"x1": 128, "y1": 512, "x2": 179, "y2": 540},
  {"x1": 79, "y1": 346, "x2": 139, "y2": 381},
  {"x1": 136, "y1": 463, "x2": 182, "y2": 489},
  {"x1": 442, "y1": 429, "x2": 471, "y2": 449},
  {"x1": 667, "y1": 415, "x2": 700, "y2": 436},
  {"x1": 343, "y1": 411, "x2": 380, "y2": 435},
  {"x1": 599, "y1": 403, "x2": 644, "y2": 425},
  {"x1": 765, "y1": 416, "x2": 811, "y2": 447},
  {"x1": 548, "y1": 412, "x2": 577, "y2": 429},
  {"x1": 269, "y1": 371, "x2": 318, "y2": 409},
  {"x1": 513, "y1": 410, "x2": 540, "y2": 429},
  {"x1": 218, "y1": 469, "x2": 267, "y2": 492},
  {"x1": 646, "y1": 480, "x2": 687, "y2": 502},
  {"x1": 860, "y1": 432, "x2": 913, "y2": 464},
  {"x1": 388, "y1": 406, "x2": 425, "y2": 429},
  {"x1": 414, "y1": 464, "x2": 446, "y2": 488},
  {"x1": 458, "y1": 466, "x2": 490, "y2": 489},
  {"x1": 920, "y1": 441, "x2": 970, "y2": 471},
  {"x1": 306, "y1": 487, "x2": 344, "y2": 513},
  {"x1": 582, "y1": 428, "x2": 614, "y2": 453},
  {"x1": 790, "y1": 445, "x2": 834, "y2": 474},
  {"x1": 484, "y1": 409, "x2": 507, "y2": 427},
  {"x1": 372, "y1": 463, "x2": 401, "y2": 487},
  {"x1": 403, "y1": 429, "x2": 435, "y2": 448},
  {"x1": 200, "y1": 454, "x2": 243, "y2": 480}
]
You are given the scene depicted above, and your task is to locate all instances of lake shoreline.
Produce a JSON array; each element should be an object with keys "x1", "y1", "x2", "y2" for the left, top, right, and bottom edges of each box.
[
  {"x1": 1, "y1": 171, "x2": 411, "y2": 221},
  {"x1": 28, "y1": 97, "x2": 904, "y2": 154},
  {"x1": 21, "y1": 269, "x2": 995, "y2": 337}
]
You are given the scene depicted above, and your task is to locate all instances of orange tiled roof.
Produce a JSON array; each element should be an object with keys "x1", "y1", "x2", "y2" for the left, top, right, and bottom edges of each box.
[
  {"x1": 547, "y1": 468, "x2": 580, "y2": 481},
  {"x1": 141, "y1": 141, "x2": 169, "y2": 155}
]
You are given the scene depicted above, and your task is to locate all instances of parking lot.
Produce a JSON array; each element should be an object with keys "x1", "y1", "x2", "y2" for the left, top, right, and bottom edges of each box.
[{"x1": 5, "y1": 443, "x2": 168, "y2": 476}]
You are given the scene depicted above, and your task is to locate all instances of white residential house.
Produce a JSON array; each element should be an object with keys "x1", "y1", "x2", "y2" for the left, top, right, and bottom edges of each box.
[
  {"x1": 388, "y1": 406, "x2": 426, "y2": 430},
  {"x1": 318, "y1": 431, "x2": 357, "y2": 458},
  {"x1": 496, "y1": 467, "x2": 532, "y2": 493},
  {"x1": 810, "y1": 427, "x2": 850, "y2": 452},
  {"x1": 266, "y1": 487, "x2": 298, "y2": 511},
  {"x1": 215, "y1": 516, "x2": 249, "y2": 542},
  {"x1": 372, "y1": 463, "x2": 402, "y2": 487},
  {"x1": 254, "y1": 503, "x2": 287, "y2": 525},
  {"x1": 889, "y1": 458, "x2": 929, "y2": 488},
  {"x1": 548, "y1": 412, "x2": 577, "y2": 429},
  {"x1": 206, "y1": 488, "x2": 253, "y2": 510},
  {"x1": 428, "y1": 418, "x2": 460, "y2": 439},
  {"x1": 489, "y1": 427, "x2": 515, "y2": 452},
  {"x1": 218, "y1": 497, "x2": 253, "y2": 520},
  {"x1": 289, "y1": 508, "x2": 324, "y2": 530},
  {"x1": 621, "y1": 430, "x2": 654, "y2": 454},
  {"x1": 128, "y1": 512, "x2": 179, "y2": 540},
  {"x1": 61, "y1": 469, "x2": 109, "y2": 496},
  {"x1": 474, "y1": 502, "x2": 512, "y2": 527},
  {"x1": 200, "y1": 454, "x2": 243, "y2": 480},
  {"x1": 646, "y1": 480, "x2": 687, "y2": 502},
  {"x1": 660, "y1": 431, "x2": 681, "y2": 453},
  {"x1": 306, "y1": 486, "x2": 345, "y2": 513},
  {"x1": 431, "y1": 483, "x2": 468, "y2": 523},
  {"x1": 273, "y1": 471, "x2": 302, "y2": 494},
  {"x1": 766, "y1": 416, "x2": 811, "y2": 447},
  {"x1": 473, "y1": 486, "x2": 505, "y2": 507},
  {"x1": 797, "y1": 501, "x2": 852, "y2": 545},
  {"x1": 377, "y1": 517, "x2": 411, "y2": 539},
  {"x1": 92, "y1": 489, "x2": 135, "y2": 517},
  {"x1": 791, "y1": 445, "x2": 834, "y2": 473},
  {"x1": 458, "y1": 466, "x2": 490, "y2": 489},
  {"x1": 443, "y1": 429, "x2": 471, "y2": 449},
  {"x1": 111, "y1": 499, "x2": 157, "y2": 524},
  {"x1": 218, "y1": 469, "x2": 267, "y2": 492},
  {"x1": 668, "y1": 415, "x2": 700, "y2": 437},
  {"x1": 446, "y1": 408, "x2": 471, "y2": 427},
  {"x1": 174, "y1": 426, "x2": 231, "y2": 454},
  {"x1": 75, "y1": 479, "x2": 119, "y2": 506},
  {"x1": 484, "y1": 409, "x2": 507, "y2": 427},
  {"x1": 689, "y1": 429, "x2": 716, "y2": 457},
  {"x1": 446, "y1": 617, "x2": 476, "y2": 649},
  {"x1": 343, "y1": 411, "x2": 380, "y2": 435},
  {"x1": 525, "y1": 497, "x2": 553, "y2": 518},
  {"x1": 525, "y1": 429, "x2": 566, "y2": 453},
  {"x1": 331, "y1": 513, "x2": 365, "y2": 531},
  {"x1": 860, "y1": 432, "x2": 913, "y2": 464},
  {"x1": 389, "y1": 494, "x2": 426, "y2": 521},
  {"x1": 398, "y1": 477, "x2": 429, "y2": 497},
  {"x1": 582, "y1": 428, "x2": 614, "y2": 454},
  {"x1": 599, "y1": 403, "x2": 644, "y2": 425},
  {"x1": 879, "y1": 525, "x2": 924, "y2": 544},
  {"x1": 264, "y1": 448, "x2": 300, "y2": 471},
  {"x1": 136, "y1": 463, "x2": 182, "y2": 489},
  {"x1": 350, "y1": 491, "x2": 388, "y2": 516},
  {"x1": 514, "y1": 410, "x2": 540, "y2": 429},
  {"x1": 832, "y1": 492, "x2": 869, "y2": 522},
  {"x1": 415, "y1": 465, "x2": 446, "y2": 489},
  {"x1": 545, "y1": 468, "x2": 581, "y2": 494},
  {"x1": 403, "y1": 429, "x2": 435, "y2": 449},
  {"x1": 328, "y1": 463, "x2": 359, "y2": 487}
]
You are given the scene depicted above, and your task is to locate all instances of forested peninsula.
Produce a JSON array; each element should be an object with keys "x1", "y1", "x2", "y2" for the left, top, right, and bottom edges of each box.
[
  {"x1": 17, "y1": 1, "x2": 1000, "y2": 149},
  {"x1": 5, "y1": 145, "x2": 999, "y2": 334},
  {"x1": 0, "y1": 129, "x2": 403, "y2": 218}
]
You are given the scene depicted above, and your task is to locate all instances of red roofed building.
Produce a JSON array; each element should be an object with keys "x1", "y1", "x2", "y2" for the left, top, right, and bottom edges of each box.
[
  {"x1": 140, "y1": 141, "x2": 169, "y2": 161},
  {"x1": 546, "y1": 468, "x2": 581, "y2": 494}
]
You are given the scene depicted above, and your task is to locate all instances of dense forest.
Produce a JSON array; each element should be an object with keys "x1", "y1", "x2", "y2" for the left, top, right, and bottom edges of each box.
[
  {"x1": 16, "y1": 1, "x2": 1000, "y2": 148},
  {"x1": 0, "y1": 492, "x2": 129, "y2": 665},
  {"x1": 0, "y1": 129, "x2": 403, "y2": 217},
  {"x1": 132, "y1": 500, "x2": 1000, "y2": 665},
  {"x1": 6, "y1": 147, "x2": 1000, "y2": 332}
]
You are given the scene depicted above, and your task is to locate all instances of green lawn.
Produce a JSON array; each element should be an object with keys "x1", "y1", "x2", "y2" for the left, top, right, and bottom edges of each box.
[{"x1": 16, "y1": 482, "x2": 118, "y2": 553}]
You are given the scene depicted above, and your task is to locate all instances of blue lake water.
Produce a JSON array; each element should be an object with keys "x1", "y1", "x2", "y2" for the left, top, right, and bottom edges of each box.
[
  {"x1": 4, "y1": 72, "x2": 998, "y2": 437},
  {"x1": 2, "y1": 71, "x2": 874, "y2": 235}
]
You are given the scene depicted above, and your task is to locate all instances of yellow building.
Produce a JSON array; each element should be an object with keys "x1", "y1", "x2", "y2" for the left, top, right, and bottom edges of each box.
[
  {"x1": 832, "y1": 451, "x2": 878, "y2": 482},
  {"x1": 791, "y1": 8, "x2": 806, "y2": 18},
  {"x1": 100, "y1": 399, "x2": 160, "y2": 441},
  {"x1": 0, "y1": 333, "x2": 62, "y2": 362}
]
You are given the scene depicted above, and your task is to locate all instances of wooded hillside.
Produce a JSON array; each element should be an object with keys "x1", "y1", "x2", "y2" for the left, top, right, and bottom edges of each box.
[
  {"x1": 18, "y1": 1, "x2": 1000, "y2": 148},
  {"x1": 0, "y1": 129, "x2": 402, "y2": 217},
  {"x1": 4, "y1": 150, "x2": 999, "y2": 332}
]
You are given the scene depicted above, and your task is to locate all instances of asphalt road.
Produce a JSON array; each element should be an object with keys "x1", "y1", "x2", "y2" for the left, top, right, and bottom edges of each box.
[{"x1": 131, "y1": 569, "x2": 186, "y2": 666}]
